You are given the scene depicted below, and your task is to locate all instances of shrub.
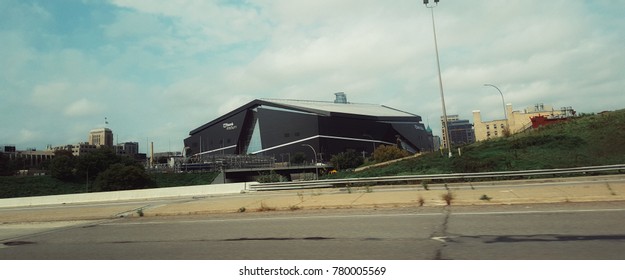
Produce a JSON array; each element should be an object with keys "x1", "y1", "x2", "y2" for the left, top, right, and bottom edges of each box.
[
  {"x1": 421, "y1": 180, "x2": 430, "y2": 190},
  {"x1": 258, "y1": 202, "x2": 276, "y2": 212},
  {"x1": 372, "y1": 145, "x2": 411, "y2": 163},
  {"x1": 442, "y1": 192, "x2": 454, "y2": 206},
  {"x1": 257, "y1": 170, "x2": 287, "y2": 183},
  {"x1": 290, "y1": 152, "x2": 306, "y2": 164},
  {"x1": 330, "y1": 150, "x2": 364, "y2": 170},
  {"x1": 289, "y1": 205, "x2": 301, "y2": 211},
  {"x1": 94, "y1": 163, "x2": 155, "y2": 191}
]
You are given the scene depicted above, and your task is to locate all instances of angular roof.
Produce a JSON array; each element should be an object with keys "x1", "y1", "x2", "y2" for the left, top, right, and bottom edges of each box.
[
  {"x1": 189, "y1": 98, "x2": 422, "y2": 135},
  {"x1": 262, "y1": 99, "x2": 418, "y2": 118}
]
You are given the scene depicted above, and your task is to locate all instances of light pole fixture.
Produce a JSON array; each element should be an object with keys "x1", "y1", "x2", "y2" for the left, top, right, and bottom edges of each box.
[
  {"x1": 301, "y1": 144, "x2": 318, "y2": 180},
  {"x1": 424, "y1": 0, "x2": 452, "y2": 158},
  {"x1": 483, "y1": 84, "x2": 509, "y2": 133}
]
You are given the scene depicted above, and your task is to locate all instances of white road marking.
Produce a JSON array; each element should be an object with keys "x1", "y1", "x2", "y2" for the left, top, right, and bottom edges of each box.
[{"x1": 431, "y1": 236, "x2": 448, "y2": 243}]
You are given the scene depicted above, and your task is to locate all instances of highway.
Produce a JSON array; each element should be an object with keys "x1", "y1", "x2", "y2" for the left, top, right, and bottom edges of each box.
[{"x1": 1, "y1": 201, "x2": 625, "y2": 260}]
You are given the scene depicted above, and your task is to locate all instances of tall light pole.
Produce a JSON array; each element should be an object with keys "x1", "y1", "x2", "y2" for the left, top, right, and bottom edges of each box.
[
  {"x1": 424, "y1": 0, "x2": 452, "y2": 158},
  {"x1": 301, "y1": 144, "x2": 318, "y2": 180},
  {"x1": 483, "y1": 84, "x2": 509, "y2": 133}
]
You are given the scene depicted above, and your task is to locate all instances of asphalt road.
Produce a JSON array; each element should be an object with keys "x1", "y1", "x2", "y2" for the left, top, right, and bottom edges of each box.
[{"x1": 1, "y1": 201, "x2": 625, "y2": 260}]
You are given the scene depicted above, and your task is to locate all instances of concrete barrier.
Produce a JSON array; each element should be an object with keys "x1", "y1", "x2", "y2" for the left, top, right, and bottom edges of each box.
[{"x1": 0, "y1": 182, "x2": 249, "y2": 208}]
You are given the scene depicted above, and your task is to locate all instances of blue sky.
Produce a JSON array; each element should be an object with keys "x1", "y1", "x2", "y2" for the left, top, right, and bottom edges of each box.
[{"x1": 2, "y1": 0, "x2": 624, "y2": 154}]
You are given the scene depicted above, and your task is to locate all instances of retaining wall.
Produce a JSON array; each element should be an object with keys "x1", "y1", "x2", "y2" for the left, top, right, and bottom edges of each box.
[{"x1": 0, "y1": 182, "x2": 249, "y2": 208}]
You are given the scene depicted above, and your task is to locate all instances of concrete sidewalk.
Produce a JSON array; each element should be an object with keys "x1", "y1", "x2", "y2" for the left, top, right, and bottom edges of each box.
[{"x1": 1, "y1": 175, "x2": 625, "y2": 223}]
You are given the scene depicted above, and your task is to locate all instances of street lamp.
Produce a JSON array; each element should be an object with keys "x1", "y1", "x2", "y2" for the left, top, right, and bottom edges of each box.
[
  {"x1": 301, "y1": 144, "x2": 318, "y2": 180},
  {"x1": 424, "y1": 0, "x2": 452, "y2": 158},
  {"x1": 483, "y1": 84, "x2": 509, "y2": 133}
]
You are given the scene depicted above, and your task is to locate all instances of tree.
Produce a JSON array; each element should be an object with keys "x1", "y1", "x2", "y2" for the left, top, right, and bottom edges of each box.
[
  {"x1": 49, "y1": 154, "x2": 76, "y2": 181},
  {"x1": 0, "y1": 153, "x2": 18, "y2": 176},
  {"x1": 330, "y1": 150, "x2": 364, "y2": 171},
  {"x1": 93, "y1": 163, "x2": 155, "y2": 192},
  {"x1": 290, "y1": 152, "x2": 306, "y2": 165},
  {"x1": 75, "y1": 147, "x2": 121, "y2": 181},
  {"x1": 372, "y1": 145, "x2": 410, "y2": 163}
]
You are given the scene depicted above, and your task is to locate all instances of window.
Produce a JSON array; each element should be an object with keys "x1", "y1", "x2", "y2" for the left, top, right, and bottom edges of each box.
[
  {"x1": 486, "y1": 125, "x2": 490, "y2": 130},
  {"x1": 284, "y1": 133, "x2": 290, "y2": 138}
]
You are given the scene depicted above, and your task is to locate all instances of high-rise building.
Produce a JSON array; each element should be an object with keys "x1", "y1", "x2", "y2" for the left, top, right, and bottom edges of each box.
[
  {"x1": 88, "y1": 128, "x2": 113, "y2": 148},
  {"x1": 116, "y1": 142, "x2": 139, "y2": 157},
  {"x1": 441, "y1": 115, "x2": 475, "y2": 148}
]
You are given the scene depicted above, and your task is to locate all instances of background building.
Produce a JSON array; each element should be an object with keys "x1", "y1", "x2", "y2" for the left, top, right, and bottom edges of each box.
[
  {"x1": 432, "y1": 135, "x2": 441, "y2": 151},
  {"x1": 184, "y1": 95, "x2": 433, "y2": 162},
  {"x1": 51, "y1": 143, "x2": 98, "y2": 156},
  {"x1": 2, "y1": 145, "x2": 16, "y2": 153},
  {"x1": 88, "y1": 128, "x2": 114, "y2": 148},
  {"x1": 473, "y1": 103, "x2": 575, "y2": 141},
  {"x1": 440, "y1": 115, "x2": 475, "y2": 148},
  {"x1": 1, "y1": 145, "x2": 54, "y2": 172},
  {"x1": 115, "y1": 142, "x2": 140, "y2": 158},
  {"x1": 50, "y1": 127, "x2": 141, "y2": 158}
]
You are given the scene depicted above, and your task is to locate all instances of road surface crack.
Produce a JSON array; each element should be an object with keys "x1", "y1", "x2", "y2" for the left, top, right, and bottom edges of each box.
[{"x1": 430, "y1": 207, "x2": 451, "y2": 260}]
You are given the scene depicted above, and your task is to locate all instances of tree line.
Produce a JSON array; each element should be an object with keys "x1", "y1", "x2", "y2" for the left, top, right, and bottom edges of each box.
[{"x1": 32, "y1": 148, "x2": 153, "y2": 192}]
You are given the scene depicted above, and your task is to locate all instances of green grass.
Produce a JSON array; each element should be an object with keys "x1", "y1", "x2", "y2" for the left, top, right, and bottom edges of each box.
[
  {"x1": 0, "y1": 172, "x2": 219, "y2": 199},
  {"x1": 325, "y1": 109, "x2": 625, "y2": 178},
  {"x1": 0, "y1": 176, "x2": 87, "y2": 198}
]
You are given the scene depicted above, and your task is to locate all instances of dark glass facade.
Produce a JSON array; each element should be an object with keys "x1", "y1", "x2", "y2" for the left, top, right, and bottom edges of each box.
[{"x1": 184, "y1": 99, "x2": 433, "y2": 162}]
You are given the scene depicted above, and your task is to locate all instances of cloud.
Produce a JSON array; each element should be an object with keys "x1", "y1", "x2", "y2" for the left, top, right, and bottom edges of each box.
[
  {"x1": 16, "y1": 129, "x2": 42, "y2": 145},
  {"x1": 64, "y1": 98, "x2": 104, "y2": 117},
  {"x1": 103, "y1": 10, "x2": 166, "y2": 39},
  {"x1": 108, "y1": 0, "x2": 271, "y2": 48},
  {"x1": 2, "y1": 0, "x2": 625, "y2": 153}
]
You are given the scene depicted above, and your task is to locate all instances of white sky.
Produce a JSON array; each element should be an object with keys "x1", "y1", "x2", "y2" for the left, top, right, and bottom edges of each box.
[{"x1": 1, "y1": 0, "x2": 624, "y2": 153}]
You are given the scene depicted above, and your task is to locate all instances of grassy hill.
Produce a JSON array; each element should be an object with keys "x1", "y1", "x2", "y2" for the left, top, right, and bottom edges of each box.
[{"x1": 328, "y1": 109, "x2": 625, "y2": 178}]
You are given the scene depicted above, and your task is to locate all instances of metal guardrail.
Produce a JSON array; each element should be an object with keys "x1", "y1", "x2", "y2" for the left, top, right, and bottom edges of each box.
[{"x1": 249, "y1": 164, "x2": 625, "y2": 191}]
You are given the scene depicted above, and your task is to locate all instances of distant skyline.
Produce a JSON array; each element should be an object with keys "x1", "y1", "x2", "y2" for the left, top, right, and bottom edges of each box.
[{"x1": 2, "y1": 0, "x2": 624, "y2": 153}]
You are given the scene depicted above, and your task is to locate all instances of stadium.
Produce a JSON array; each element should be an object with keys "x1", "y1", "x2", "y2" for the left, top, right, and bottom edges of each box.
[{"x1": 183, "y1": 93, "x2": 433, "y2": 164}]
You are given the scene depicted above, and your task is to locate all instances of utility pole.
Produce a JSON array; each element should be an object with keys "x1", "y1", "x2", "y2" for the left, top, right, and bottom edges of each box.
[{"x1": 424, "y1": 0, "x2": 452, "y2": 158}]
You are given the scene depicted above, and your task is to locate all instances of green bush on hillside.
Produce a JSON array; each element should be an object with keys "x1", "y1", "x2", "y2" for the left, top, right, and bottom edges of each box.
[
  {"x1": 372, "y1": 145, "x2": 411, "y2": 163},
  {"x1": 94, "y1": 163, "x2": 155, "y2": 192},
  {"x1": 330, "y1": 150, "x2": 364, "y2": 170}
]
